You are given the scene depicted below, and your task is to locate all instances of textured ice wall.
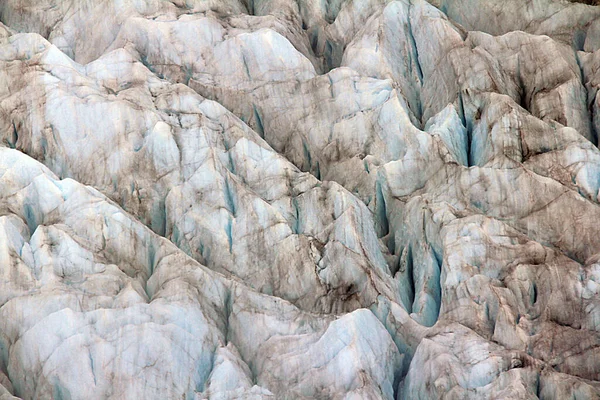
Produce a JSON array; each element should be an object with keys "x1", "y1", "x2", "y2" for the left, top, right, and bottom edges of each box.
[{"x1": 1, "y1": 0, "x2": 600, "y2": 399}]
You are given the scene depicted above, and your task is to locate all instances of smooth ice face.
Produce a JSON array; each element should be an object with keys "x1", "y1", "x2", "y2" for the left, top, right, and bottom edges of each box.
[{"x1": 2, "y1": 0, "x2": 600, "y2": 399}]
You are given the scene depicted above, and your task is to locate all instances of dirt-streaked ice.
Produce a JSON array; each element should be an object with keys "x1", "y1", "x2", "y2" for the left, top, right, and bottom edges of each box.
[{"x1": 1, "y1": 0, "x2": 600, "y2": 399}]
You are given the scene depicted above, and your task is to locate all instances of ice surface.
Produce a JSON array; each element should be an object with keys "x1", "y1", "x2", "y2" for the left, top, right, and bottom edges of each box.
[{"x1": 1, "y1": 0, "x2": 600, "y2": 399}]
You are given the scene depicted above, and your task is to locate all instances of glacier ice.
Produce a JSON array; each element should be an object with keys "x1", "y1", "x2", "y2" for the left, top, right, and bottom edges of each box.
[{"x1": 1, "y1": 0, "x2": 600, "y2": 399}]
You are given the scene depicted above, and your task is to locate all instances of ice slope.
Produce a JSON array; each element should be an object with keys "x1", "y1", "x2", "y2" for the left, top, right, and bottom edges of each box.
[{"x1": 1, "y1": 0, "x2": 600, "y2": 399}]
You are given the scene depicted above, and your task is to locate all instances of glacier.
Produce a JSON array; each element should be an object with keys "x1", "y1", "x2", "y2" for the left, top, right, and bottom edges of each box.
[{"x1": 1, "y1": 0, "x2": 600, "y2": 399}]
